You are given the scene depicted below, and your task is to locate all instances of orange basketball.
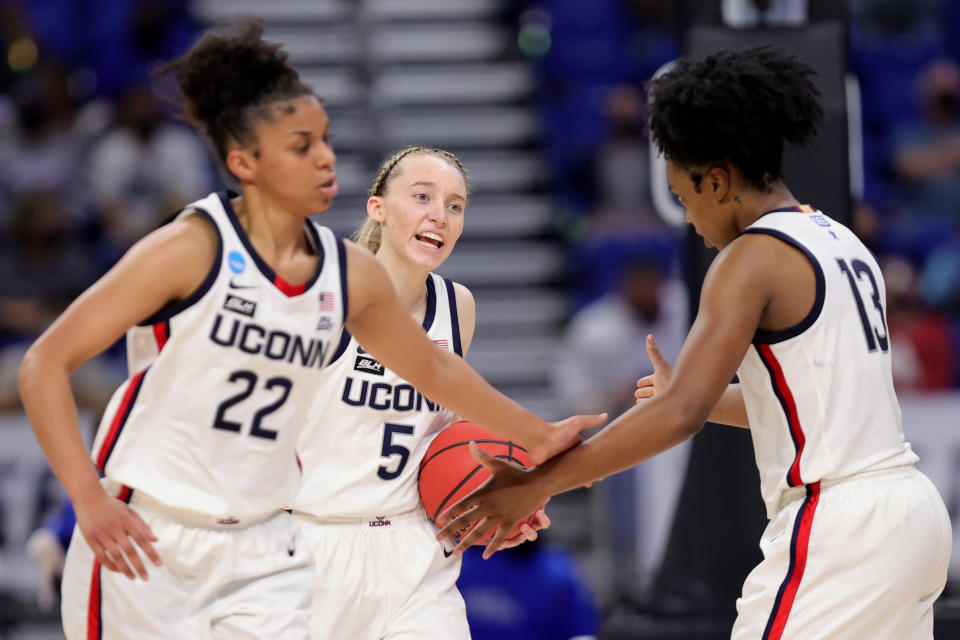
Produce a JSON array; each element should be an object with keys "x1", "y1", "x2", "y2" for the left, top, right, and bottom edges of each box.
[{"x1": 418, "y1": 421, "x2": 536, "y2": 544}]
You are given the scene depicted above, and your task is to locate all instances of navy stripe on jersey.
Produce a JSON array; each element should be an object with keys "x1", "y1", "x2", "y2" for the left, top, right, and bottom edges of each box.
[
  {"x1": 740, "y1": 228, "x2": 825, "y2": 344},
  {"x1": 117, "y1": 485, "x2": 133, "y2": 503},
  {"x1": 423, "y1": 275, "x2": 437, "y2": 331},
  {"x1": 756, "y1": 344, "x2": 806, "y2": 487},
  {"x1": 443, "y1": 277, "x2": 462, "y2": 356},
  {"x1": 328, "y1": 329, "x2": 353, "y2": 366},
  {"x1": 95, "y1": 368, "x2": 149, "y2": 472},
  {"x1": 218, "y1": 191, "x2": 325, "y2": 296},
  {"x1": 326, "y1": 274, "x2": 441, "y2": 366},
  {"x1": 139, "y1": 208, "x2": 223, "y2": 326},
  {"x1": 761, "y1": 482, "x2": 820, "y2": 640},
  {"x1": 337, "y1": 237, "x2": 349, "y2": 326},
  {"x1": 754, "y1": 205, "x2": 813, "y2": 222}
]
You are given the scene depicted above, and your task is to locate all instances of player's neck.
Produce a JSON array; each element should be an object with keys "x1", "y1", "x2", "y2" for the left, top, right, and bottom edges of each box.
[
  {"x1": 233, "y1": 191, "x2": 310, "y2": 262},
  {"x1": 375, "y1": 249, "x2": 430, "y2": 314},
  {"x1": 734, "y1": 181, "x2": 799, "y2": 232}
]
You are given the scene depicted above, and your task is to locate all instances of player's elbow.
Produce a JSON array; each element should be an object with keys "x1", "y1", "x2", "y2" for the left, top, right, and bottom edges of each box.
[
  {"x1": 17, "y1": 342, "x2": 45, "y2": 398},
  {"x1": 664, "y1": 393, "x2": 708, "y2": 440},
  {"x1": 18, "y1": 338, "x2": 71, "y2": 394}
]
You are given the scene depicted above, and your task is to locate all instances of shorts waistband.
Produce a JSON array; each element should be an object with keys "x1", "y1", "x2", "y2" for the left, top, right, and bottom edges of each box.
[
  {"x1": 776, "y1": 464, "x2": 917, "y2": 511},
  {"x1": 291, "y1": 507, "x2": 425, "y2": 529},
  {"x1": 127, "y1": 490, "x2": 279, "y2": 529}
]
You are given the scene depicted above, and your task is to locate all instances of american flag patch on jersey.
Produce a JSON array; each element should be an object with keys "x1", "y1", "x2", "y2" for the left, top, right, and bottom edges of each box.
[
  {"x1": 319, "y1": 292, "x2": 335, "y2": 311},
  {"x1": 434, "y1": 339, "x2": 449, "y2": 350}
]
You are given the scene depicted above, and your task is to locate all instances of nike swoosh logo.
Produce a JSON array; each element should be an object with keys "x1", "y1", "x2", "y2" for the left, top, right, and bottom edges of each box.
[
  {"x1": 229, "y1": 279, "x2": 257, "y2": 290},
  {"x1": 443, "y1": 548, "x2": 454, "y2": 558}
]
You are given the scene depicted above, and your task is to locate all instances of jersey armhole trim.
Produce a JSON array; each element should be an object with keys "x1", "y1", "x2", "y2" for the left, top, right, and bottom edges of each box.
[
  {"x1": 423, "y1": 274, "x2": 438, "y2": 332},
  {"x1": 742, "y1": 228, "x2": 825, "y2": 345},
  {"x1": 337, "y1": 236, "x2": 349, "y2": 326},
  {"x1": 328, "y1": 329, "x2": 352, "y2": 366},
  {"x1": 138, "y1": 207, "x2": 223, "y2": 326},
  {"x1": 443, "y1": 277, "x2": 463, "y2": 356}
]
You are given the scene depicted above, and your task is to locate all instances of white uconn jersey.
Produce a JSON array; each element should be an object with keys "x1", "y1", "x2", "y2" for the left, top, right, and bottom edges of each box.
[
  {"x1": 292, "y1": 273, "x2": 460, "y2": 518},
  {"x1": 737, "y1": 206, "x2": 918, "y2": 517},
  {"x1": 91, "y1": 192, "x2": 348, "y2": 520}
]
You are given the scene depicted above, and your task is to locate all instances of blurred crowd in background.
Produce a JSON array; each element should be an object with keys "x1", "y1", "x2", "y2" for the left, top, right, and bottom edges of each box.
[
  {"x1": 5, "y1": 0, "x2": 960, "y2": 414},
  {"x1": 1, "y1": 0, "x2": 960, "y2": 637}
]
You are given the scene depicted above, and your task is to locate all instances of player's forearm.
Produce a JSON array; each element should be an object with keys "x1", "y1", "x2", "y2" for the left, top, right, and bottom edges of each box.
[
  {"x1": 535, "y1": 392, "x2": 702, "y2": 496},
  {"x1": 422, "y1": 349, "x2": 547, "y2": 452},
  {"x1": 708, "y1": 384, "x2": 750, "y2": 428},
  {"x1": 18, "y1": 347, "x2": 105, "y2": 503}
]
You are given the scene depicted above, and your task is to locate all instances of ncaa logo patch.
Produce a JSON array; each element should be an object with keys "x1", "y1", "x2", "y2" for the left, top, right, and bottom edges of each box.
[{"x1": 228, "y1": 251, "x2": 246, "y2": 274}]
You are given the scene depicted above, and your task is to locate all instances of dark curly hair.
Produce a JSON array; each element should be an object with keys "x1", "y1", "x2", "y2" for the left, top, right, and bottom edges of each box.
[
  {"x1": 158, "y1": 17, "x2": 313, "y2": 163},
  {"x1": 646, "y1": 46, "x2": 823, "y2": 191}
]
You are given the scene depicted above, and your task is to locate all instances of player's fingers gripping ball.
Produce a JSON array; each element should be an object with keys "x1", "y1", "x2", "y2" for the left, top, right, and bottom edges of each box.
[{"x1": 419, "y1": 421, "x2": 538, "y2": 544}]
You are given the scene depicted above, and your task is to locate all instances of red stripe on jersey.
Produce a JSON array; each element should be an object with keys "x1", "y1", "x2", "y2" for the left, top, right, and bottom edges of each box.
[
  {"x1": 87, "y1": 559, "x2": 101, "y2": 640},
  {"x1": 95, "y1": 369, "x2": 148, "y2": 472},
  {"x1": 152, "y1": 321, "x2": 169, "y2": 352},
  {"x1": 117, "y1": 485, "x2": 133, "y2": 503},
  {"x1": 758, "y1": 344, "x2": 806, "y2": 486},
  {"x1": 274, "y1": 275, "x2": 307, "y2": 297},
  {"x1": 762, "y1": 482, "x2": 821, "y2": 640}
]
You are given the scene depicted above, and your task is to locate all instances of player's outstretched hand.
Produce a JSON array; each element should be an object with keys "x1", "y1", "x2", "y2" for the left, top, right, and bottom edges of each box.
[
  {"x1": 75, "y1": 490, "x2": 161, "y2": 580},
  {"x1": 530, "y1": 413, "x2": 607, "y2": 465},
  {"x1": 635, "y1": 334, "x2": 673, "y2": 404},
  {"x1": 498, "y1": 504, "x2": 551, "y2": 550},
  {"x1": 436, "y1": 442, "x2": 552, "y2": 559}
]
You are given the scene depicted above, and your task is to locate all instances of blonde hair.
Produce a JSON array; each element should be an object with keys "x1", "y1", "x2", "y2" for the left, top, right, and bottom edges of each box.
[{"x1": 354, "y1": 146, "x2": 469, "y2": 253}]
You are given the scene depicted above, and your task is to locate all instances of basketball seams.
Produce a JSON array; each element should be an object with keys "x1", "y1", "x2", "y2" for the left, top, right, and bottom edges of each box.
[
  {"x1": 432, "y1": 463, "x2": 485, "y2": 522},
  {"x1": 418, "y1": 438, "x2": 528, "y2": 478},
  {"x1": 419, "y1": 422, "x2": 537, "y2": 544}
]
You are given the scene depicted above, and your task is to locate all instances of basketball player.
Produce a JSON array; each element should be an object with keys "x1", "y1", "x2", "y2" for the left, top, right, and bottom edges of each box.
[
  {"x1": 437, "y1": 46, "x2": 953, "y2": 639},
  {"x1": 292, "y1": 146, "x2": 546, "y2": 639},
  {"x1": 16, "y1": 20, "x2": 598, "y2": 639}
]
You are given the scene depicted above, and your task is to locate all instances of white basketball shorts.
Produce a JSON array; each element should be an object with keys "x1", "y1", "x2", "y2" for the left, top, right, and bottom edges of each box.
[
  {"x1": 732, "y1": 465, "x2": 952, "y2": 640},
  {"x1": 61, "y1": 490, "x2": 314, "y2": 639},
  {"x1": 293, "y1": 507, "x2": 470, "y2": 640}
]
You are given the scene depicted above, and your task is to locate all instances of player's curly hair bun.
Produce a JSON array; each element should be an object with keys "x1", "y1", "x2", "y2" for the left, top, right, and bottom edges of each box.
[
  {"x1": 647, "y1": 46, "x2": 823, "y2": 191},
  {"x1": 159, "y1": 17, "x2": 312, "y2": 161}
]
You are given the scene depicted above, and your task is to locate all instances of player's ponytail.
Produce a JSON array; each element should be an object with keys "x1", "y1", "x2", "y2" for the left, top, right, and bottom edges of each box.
[
  {"x1": 353, "y1": 219, "x2": 383, "y2": 254},
  {"x1": 647, "y1": 45, "x2": 823, "y2": 191},
  {"x1": 158, "y1": 17, "x2": 313, "y2": 163},
  {"x1": 354, "y1": 146, "x2": 470, "y2": 254}
]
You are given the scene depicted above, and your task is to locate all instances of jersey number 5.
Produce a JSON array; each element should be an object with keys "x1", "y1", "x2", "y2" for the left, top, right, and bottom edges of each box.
[
  {"x1": 837, "y1": 258, "x2": 889, "y2": 353},
  {"x1": 213, "y1": 370, "x2": 293, "y2": 440},
  {"x1": 378, "y1": 423, "x2": 414, "y2": 480}
]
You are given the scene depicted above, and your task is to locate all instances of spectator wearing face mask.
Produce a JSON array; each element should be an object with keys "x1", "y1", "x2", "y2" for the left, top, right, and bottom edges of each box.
[{"x1": 888, "y1": 58, "x2": 960, "y2": 255}]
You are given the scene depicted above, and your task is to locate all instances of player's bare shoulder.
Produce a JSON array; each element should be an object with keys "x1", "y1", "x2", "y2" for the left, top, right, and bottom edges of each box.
[
  {"x1": 706, "y1": 234, "x2": 781, "y2": 294},
  {"x1": 724, "y1": 227, "x2": 818, "y2": 328},
  {"x1": 450, "y1": 281, "x2": 476, "y2": 353},
  {"x1": 450, "y1": 282, "x2": 475, "y2": 322},
  {"x1": 142, "y1": 209, "x2": 220, "y2": 300}
]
